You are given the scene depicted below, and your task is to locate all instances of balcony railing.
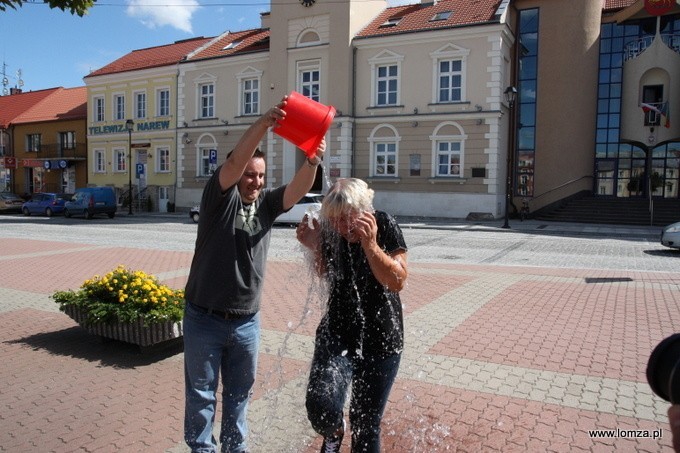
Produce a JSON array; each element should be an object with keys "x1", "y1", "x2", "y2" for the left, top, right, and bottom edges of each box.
[
  {"x1": 22, "y1": 143, "x2": 87, "y2": 159},
  {"x1": 624, "y1": 33, "x2": 680, "y2": 61}
]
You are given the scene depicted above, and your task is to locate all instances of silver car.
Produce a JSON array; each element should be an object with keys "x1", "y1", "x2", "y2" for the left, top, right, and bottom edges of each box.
[
  {"x1": 0, "y1": 192, "x2": 24, "y2": 213},
  {"x1": 661, "y1": 221, "x2": 680, "y2": 249},
  {"x1": 188, "y1": 193, "x2": 323, "y2": 225}
]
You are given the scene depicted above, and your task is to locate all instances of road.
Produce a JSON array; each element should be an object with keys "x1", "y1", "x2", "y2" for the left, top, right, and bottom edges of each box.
[{"x1": 0, "y1": 212, "x2": 675, "y2": 272}]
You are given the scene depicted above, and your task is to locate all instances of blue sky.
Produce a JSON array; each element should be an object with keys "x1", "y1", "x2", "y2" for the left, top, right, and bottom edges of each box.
[{"x1": 0, "y1": 0, "x2": 411, "y2": 93}]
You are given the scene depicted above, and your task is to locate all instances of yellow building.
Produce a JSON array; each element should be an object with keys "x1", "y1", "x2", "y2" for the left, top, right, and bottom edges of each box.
[{"x1": 83, "y1": 37, "x2": 212, "y2": 212}]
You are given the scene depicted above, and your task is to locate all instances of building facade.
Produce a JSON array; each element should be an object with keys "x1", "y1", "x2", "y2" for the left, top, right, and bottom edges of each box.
[
  {"x1": 83, "y1": 37, "x2": 212, "y2": 212},
  {"x1": 0, "y1": 87, "x2": 88, "y2": 196},
  {"x1": 511, "y1": 0, "x2": 680, "y2": 213},
  {"x1": 175, "y1": 0, "x2": 516, "y2": 219},
  {"x1": 22, "y1": 0, "x2": 673, "y2": 219}
]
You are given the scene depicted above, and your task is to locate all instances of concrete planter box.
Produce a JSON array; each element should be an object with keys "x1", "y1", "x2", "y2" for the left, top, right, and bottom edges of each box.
[{"x1": 64, "y1": 305, "x2": 183, "y2": 348}]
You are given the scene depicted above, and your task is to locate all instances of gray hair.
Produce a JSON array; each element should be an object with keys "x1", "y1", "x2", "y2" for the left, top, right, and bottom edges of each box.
[{"x1": 320, "y1": 178, "x2": 374, "y2": 219}]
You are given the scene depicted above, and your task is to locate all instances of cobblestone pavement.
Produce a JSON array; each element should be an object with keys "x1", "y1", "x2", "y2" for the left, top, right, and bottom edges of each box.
[{"x1": 0, "y1": 215, "x2": 678, "y2": 452}]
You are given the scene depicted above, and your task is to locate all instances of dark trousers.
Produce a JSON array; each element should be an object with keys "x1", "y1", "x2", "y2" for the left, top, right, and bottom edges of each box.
[{"x1": 305, "y1": 336, "x2": 401, "y2": 453}]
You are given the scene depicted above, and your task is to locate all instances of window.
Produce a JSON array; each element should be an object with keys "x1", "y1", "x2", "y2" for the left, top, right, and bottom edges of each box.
[
  {"x1": 27, "y1": 134, "x2": 41, "y2": 152},
  {"x1": 376, "y1": 65, "x2": 398, "y2": 106},
  {"x1": 438, "y1": 59, "x2": 462, "y2": 102},
  {"x1": 368, "y1": 124, "x2": 400, "y2": 178},
  {"x1": 436, "y1": 141, "x2": 462, "y2": 176},
  {"x1": 114, "y1": 94, "x2": 125, "y2": 120},
  {"x1": 135, "y1": 92, "x2": 146, "y2": 119},
  {"x1": 430, "y1": 44, "x2": 469, "y2": 104},
  {"x1": 431, "y1": 11, "x2": 452, "y2": 21},
  {"x1": 157, "y1": 89, "x2": 170, "y2": 117},
  {"x1": 242, "y1": 78, "x2": 259, "y2": 115},
  {"x1": 380, "y1": 17, "x2": 402, "y2": 28},
  {"x1": 374, "y1": 142, "x2": 397, "y2": 176},
  {"x1": 94, "y1": 96, "x2": 105, "y2": 122},
  {"x1": 157, "y1": 147, "x2": 170, "y2": 172},
  {"x1": 199, "y1": 148, "x2": 213, "y2": 176},
  {"x1": 642, "y1": 84, "x2": 665, "y2": 126},
  {"x1": 114, "y1": 149, "x2": 127, "y2": 173},
  {"x1": 199, "y1": 83, "x2": 215, "y2": 118},
  {"x1": 223, "y1": 40, "x2": 242, "y2": 50},
  {"x1": 297, "y1": 30, "x2": 320, "y2": 47},
  {"x1": 94, "y1": 149, "x2": 106, "y2": 173},
  {"x1": 60, "y1": 131, "x2": 76, "y2": 150},
  {"x1": 298, "y1": 62, "x2": 320, "y2": 102},
  {"x1": 516, "y1": 8, "x2": 539, "y2": 196},
  {"x1": 369, "y1": 51, "x2": 403, "y2": 108}
]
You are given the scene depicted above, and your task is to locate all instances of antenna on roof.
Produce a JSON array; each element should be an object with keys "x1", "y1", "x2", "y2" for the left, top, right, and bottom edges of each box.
[
  {"x1": 1, "y1": 63, "x2": 24, "y2": 96},
  {"x1": 1, "y1": 62, "x2": 8, "y2": 96}
]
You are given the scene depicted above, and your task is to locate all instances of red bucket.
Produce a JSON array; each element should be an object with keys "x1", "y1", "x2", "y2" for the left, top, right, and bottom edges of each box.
[{"x1": 274, "y1": 91, "x2": 336, "y2": 158}]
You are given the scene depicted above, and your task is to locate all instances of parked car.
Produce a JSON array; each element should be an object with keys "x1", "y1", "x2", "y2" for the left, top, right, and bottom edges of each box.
[
  {"x1": 661, "y1": 221, "x2": 680, "y2": 249},
  {"x1": 188, "y1": 193, "x2": 323, "y2": 225},
  {"x1": 190, "y1": 205, "x2": 200, "y2": 223},
  {"x1": 64, "y1": 187, "x2": 117, "y2": 219},
  {"x1": 275, "y1": 193, "x2": 323, "y2": 224},
  {"x1": 22, "y1": 193, "x2": 72, "y2": 217},
  {"x1": 0, "y1": 192, "x2": 24, "y2": 213}
]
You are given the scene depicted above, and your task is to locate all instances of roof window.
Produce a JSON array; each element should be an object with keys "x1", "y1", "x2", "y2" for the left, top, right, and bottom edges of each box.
[
  {"x1": 431, "y1": 11, "x2": 452, "y2": 22},
  {"x1": 380, "y1": 17, "x2": 402, "y2": 28},
  {"x1": 223, "y1": 40, "x2": 242, "y2": 50}
]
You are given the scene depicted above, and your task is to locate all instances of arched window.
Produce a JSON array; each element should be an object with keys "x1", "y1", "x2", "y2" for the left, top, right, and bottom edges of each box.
[
  {"x1": 196, "y1": 134, "x2": 218, "y2": 177},
  {"x1": 368, "y1": 124, "x2": 401, "y2": 177},
  {"x1": 430, "y1": 122, "x2": 467, "y2": 177},
  {"x1": 297, "y1": 29, "x2": 320, "y2": 47}
]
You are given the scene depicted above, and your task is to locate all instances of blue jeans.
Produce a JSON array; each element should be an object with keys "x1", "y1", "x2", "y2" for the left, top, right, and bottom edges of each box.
[
  {"x1": 183, "y1": 302, "x2": 260, "y2": 453},
  {"x1": 306, "y1": 336, "x2": 401, "y2": 453}
]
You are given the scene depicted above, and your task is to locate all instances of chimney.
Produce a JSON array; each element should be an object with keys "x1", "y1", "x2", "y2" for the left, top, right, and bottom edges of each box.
[{"x1": 9, "y1": 88, "x2": 22, "y2": 95}]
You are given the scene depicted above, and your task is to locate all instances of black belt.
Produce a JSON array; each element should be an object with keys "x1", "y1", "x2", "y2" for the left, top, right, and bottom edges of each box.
[{"x1": 190, "y1": 303, "x2": 246, "y2": 320}]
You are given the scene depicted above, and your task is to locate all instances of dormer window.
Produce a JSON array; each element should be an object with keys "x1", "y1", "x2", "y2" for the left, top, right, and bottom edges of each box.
[
  {"x1": 380, "y1": 17, "x2": 402, "y2": 28},
  {"x1": 431, "y1": 11, "x2": 452, "y2": 22},
  {"x1": 223, "y1": 40, "x2": 242, "y2": 50}
]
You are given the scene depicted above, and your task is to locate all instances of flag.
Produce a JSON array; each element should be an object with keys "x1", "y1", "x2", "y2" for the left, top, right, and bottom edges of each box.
[{"x1": 641, "y1": 102, "x2": 671, "y2": 128}]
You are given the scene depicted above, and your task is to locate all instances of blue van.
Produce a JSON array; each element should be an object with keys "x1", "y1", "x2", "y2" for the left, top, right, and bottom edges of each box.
[{"x1": 64, "y1": 187, "x2": 117, "y2": 219}]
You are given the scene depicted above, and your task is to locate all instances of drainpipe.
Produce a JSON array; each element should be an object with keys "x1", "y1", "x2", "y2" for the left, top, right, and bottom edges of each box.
[
  {"x1": 351, "y1": 46, "x2": 357, "y2": 178},
  {"x1": 174, "y1": 68, "x2": 180, "y2": 210}
]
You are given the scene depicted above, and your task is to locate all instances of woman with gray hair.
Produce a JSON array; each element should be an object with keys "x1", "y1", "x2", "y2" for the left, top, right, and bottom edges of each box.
[{"x1": 296, "y1": 178, "x2": 408, "y2": 453}]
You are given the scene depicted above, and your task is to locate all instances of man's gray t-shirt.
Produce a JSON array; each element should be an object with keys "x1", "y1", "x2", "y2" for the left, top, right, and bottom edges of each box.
[{"x1": 185, "y1": 168, "x2": 286, "y2": 315}]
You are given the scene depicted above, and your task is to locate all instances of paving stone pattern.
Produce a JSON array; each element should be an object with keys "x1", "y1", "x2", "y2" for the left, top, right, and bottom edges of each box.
[{"x1": 0, "y1": 224, "x2": 677, "y2": 452}]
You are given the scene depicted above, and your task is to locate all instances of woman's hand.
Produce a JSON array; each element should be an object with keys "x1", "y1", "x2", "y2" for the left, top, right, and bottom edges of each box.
[
  {"x1": 296, "y1": 215, "x2": 321, "y2": 250},
  {"x1": 355, "y1": 211, "x2": 379, "y2": 249}
]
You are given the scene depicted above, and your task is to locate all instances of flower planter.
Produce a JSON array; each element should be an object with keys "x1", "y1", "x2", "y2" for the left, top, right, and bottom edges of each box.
[{"x1": 64, "y1": 305, "x2": 183, "y2": 348}]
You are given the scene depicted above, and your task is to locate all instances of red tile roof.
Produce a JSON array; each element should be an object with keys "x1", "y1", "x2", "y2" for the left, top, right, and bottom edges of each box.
[
  {"x1": 85, "y1": 36, "x2": 214, "y2": 78},
  {"x1": 188, "y1": 29, "x2": 270, "y2": 62},
  {"x1": 13, "y1": 87, "x2": 87, "y2": 124},
  {"x1": 356, "y1": 0, "x2": 504, "y2": 38},
  {"x1": 0, "y1": 88, "x2": 60, "y2": 128}
]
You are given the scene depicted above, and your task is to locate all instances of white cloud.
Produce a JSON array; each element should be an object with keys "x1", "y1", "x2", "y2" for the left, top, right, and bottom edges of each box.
[{"x1": 126, "y1": 0, "x2": 200, "y2": 34}]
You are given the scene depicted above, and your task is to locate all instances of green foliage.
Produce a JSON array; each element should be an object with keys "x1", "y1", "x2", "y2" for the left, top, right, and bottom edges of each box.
[
  {"x1": 52, "y1": 266, "x2": 185, "y2": 326},
  {"x1": 0, "y1": 0, "x2": 95, "y2": 16}
]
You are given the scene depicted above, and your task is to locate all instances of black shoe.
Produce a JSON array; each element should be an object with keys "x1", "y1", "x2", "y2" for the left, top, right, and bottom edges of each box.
[{"x1": 320, "y1": 419, "x2": 345, "y2": 453}]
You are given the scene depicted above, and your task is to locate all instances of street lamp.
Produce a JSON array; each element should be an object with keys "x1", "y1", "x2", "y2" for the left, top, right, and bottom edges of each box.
[
  {"x1": 125, "y1": 119, "x2": 134, "y2": 215},
  {"x1": 502, "y1": 86, "x2": 517, "y2": 229}
]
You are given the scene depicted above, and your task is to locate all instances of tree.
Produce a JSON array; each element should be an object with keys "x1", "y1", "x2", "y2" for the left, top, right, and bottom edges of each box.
[{"x1": 0, "y1": 0, "x2": 95, "y2": 16}]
